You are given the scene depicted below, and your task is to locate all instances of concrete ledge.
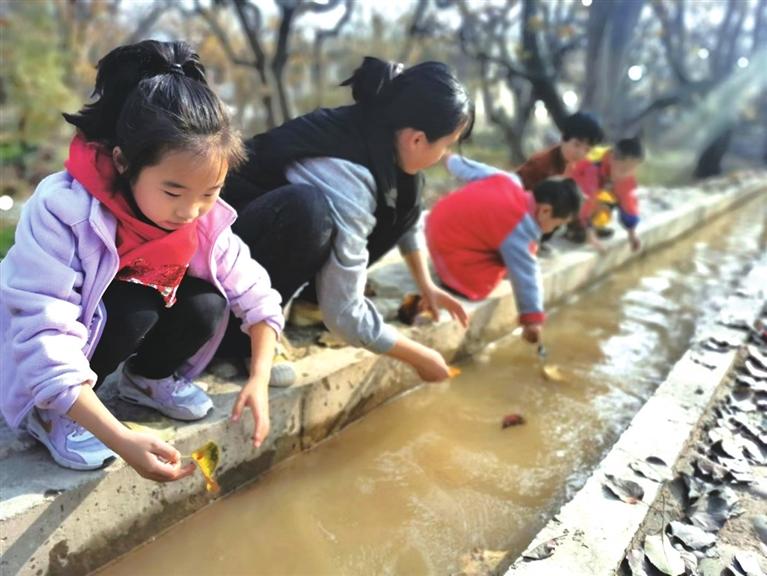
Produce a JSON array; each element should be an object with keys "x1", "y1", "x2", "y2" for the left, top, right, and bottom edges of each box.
[
  {"x1": 1, "y1": 173, "x2": 765, "y2": 575},
  {"x1": 503, "y1": 258, "x2": 767, "y2": 576}
]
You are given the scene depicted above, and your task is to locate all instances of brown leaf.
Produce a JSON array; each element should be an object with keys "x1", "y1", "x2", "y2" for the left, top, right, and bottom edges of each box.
[
  {"x1": 604, "y1": 474, "x2": 644, "y2": 504},
  {"x1": 501, "y1": 413, "x2": 526, "y2": 429}
]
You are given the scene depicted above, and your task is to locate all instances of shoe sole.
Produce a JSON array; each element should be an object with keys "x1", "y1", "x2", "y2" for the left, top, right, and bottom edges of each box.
[
  {"x1": 117, "y1": 379, "x2": 213, "y2": 421},
  {"x1": 269, "y1": 363, "x2": 297, "y2": 388},
  {"x1": 27, "y1": 415, "x2": 116, "y2": 471}
]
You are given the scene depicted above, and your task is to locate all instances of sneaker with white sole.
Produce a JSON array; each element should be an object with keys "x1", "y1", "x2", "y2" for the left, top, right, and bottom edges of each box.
[
  {"x1": 269, "y1": 344, "x2": 297, "y2": 388},
  {"x1": 118, "y1": 365, "x2": 213, "y2": 421},
  {"x1": 27, "y1": 408, "x2": 117, "y2": 471}
]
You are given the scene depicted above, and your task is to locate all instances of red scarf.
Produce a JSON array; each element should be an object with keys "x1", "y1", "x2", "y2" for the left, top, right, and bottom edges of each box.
[{"x1": 65, "y1": 135, "x2": 198, "y2": 307}]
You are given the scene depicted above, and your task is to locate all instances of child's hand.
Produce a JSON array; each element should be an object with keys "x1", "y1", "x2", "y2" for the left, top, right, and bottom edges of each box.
[
  {"x1": 422, "y1": 285, "x2": 469, "y2": 328},
  {"x1": 522, "y1": 324, "x2": 542, "y2": 344},
  {"x1": 117, "y1": 430, "x2": 196, "y2": 483},
  {"x1": 586, "y1": 229, "x2": 606, "y2": 253},
  {"x1": 412, "y1": 345, "x2": 452, "y2": 382},
  {"x1": 231, "y1": 379, "x2": 271, "y2": 448}
]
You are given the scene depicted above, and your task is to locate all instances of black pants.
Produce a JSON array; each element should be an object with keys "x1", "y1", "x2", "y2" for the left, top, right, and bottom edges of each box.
[
  {"x1": 217, "y1": 180, "x2": 419, "y2": 356},
  {"x1": 89, "y1": 276, "x2": 227, "y2": 388}
]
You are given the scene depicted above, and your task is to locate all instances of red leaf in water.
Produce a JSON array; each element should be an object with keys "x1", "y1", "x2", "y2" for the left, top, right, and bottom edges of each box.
[{"x1": 502, "y1": 414, "x2": 526, "y2": 429}]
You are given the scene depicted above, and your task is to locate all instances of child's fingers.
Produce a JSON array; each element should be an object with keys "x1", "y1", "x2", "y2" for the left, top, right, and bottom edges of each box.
[
  {"x1": 152, "y1": 440, "x2": 182, "y2": 464},
  {"x1": 231, "y1": 392, "x2": 247, "y2": 422}
]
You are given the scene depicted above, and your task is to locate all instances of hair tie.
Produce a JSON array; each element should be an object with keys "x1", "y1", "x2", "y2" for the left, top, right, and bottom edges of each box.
[{"x1": 167, "y1": 63, "x2": 185, "y2": 76}]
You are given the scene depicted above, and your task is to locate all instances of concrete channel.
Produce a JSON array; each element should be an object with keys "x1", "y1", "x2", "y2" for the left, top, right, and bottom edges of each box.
[
  {"x1": 503, "y1": 256, "x2": 767, "y2": 576},
  {"x1": 0, "y1": 172, "x2": 765, "y2": 575}
]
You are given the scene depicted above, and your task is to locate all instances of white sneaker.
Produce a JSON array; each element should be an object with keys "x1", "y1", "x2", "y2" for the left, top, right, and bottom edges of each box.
[
  {"x1": 118, "y1": 364, "x2": 213, "y2": 421},
  {"x1": 27, "y1": 408, "x2": 116, "y2": 471},
  {"x1": 269, "y1": 344, "x2": 297, "y2": 388}
]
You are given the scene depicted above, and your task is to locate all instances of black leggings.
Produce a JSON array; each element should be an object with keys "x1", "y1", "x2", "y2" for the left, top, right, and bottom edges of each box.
[
  {"x1": 217, "y1": 179, "x2": 420, "y2": 356},
  {"x1": 89, "y1": 276, "x2": 227, "y2": 388}
]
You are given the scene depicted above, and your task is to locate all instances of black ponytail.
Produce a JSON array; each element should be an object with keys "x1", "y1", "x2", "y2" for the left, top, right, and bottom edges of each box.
[
  {"x1": 341, "y1": 56, "x2": 474, "y2": 143},
  {"x1": 64, "y1": 40, "x2": 244, "y2": 193}
]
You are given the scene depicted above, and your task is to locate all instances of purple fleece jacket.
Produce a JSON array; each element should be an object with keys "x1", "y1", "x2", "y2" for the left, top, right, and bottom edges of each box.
[{"x1": 0, "y1": 171, "x2": 284, "y2": 429}]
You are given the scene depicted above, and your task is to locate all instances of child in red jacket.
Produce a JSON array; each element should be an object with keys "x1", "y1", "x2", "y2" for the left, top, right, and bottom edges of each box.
[
  {"x1": 567, "y1": 136, "x2": 644, "y2": 252},
  {"x1": 426, "y1": 155, "x2": 581, "y2": 343}
]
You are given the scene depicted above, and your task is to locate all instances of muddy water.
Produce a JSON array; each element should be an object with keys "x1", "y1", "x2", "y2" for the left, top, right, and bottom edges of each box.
[{"x1": 101, "y1": 198, "x2": 766, "y2": 576}]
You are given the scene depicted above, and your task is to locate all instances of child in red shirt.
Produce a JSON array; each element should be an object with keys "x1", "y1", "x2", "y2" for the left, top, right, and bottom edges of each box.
[
  {"x1": 427, "y1": 155, "x2": 581, "y2": 343},
  {"x1": 567, "y1": 136, "x2": 644, "y2": 252}
]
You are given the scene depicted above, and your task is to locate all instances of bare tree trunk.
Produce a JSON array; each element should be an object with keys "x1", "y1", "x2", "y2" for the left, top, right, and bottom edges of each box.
[
  {"x1": 399, "y1": 0, "x2": 429, "y2": 63},
  {"x1": 232, "y1": 0, "x2": 277, "y2": 128},
  {"x1": 522, "y1": 0, "x2": 568, "y2": 129},
  {"x1": 694, "y1": 129, "x2": 733, "y2": 178},
  {"x1": 271, "y1": 4, "x2": 296, "y2": 123},
  {"x1": 312, "y1": 0, "x2": 353, "y2": 107}
]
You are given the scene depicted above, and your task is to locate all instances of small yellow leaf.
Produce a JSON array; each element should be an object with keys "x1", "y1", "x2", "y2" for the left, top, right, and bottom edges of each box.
[
  {"x1": 191, "y1": 441, "x2": 221, "y2": 493},
  {"x1": 541, "y1": 364, "x2": 564, "y2": 382}
]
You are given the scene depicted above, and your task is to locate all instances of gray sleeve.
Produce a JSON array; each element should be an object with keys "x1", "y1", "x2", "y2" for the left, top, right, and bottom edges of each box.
[
  {"x1": 446, "y1": 154, "x2": 522, "y2": 187},
  {"x1": 397, "y1": 212, "x2": 424, "y2": 255},
  {"x1": 286, "y1": 158, "x2": 399, "y2": 353}
]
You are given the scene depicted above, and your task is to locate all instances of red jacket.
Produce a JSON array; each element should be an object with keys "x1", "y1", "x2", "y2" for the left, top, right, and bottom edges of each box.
[
  {"x1": 426, "y1": 174, "x2": 544, "y2": 325},
  {"x1": 570, "y1": 148, "x2": 640, "y2": 228}
]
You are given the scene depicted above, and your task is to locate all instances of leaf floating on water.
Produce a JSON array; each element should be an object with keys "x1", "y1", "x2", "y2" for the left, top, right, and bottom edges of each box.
[
  {"x1": 643, "y1": 533, "x2": 686, "y2": 576},
  {"x1": 629, "y1": 456, "x2": 672, "y2": 483},
  {"x1": 603, "y1": 473, "x2": 644, "y2": 504},
  {"x1": 447, "y1": 366, "x2": 462, "y2": 378},
  {"x1": 501, "y1": 413, "x2": 526, "y2": 429},
  {"x1": 541, "y1": 364, "x2": 564, "y2": 382},
  {"x1": 191, "y1": 441, "x2": 221, "y2": 494},
  {"x1": 668, "y1": 521, "x2": 717, "y2": 550}
]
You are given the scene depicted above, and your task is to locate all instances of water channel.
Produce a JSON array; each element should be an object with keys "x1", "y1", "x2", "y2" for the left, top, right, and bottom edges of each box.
[{"x1": 100, "y1": 196, "x2": 766, "y2": 576}]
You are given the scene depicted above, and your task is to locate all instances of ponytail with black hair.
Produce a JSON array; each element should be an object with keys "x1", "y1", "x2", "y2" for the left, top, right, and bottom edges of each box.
[
  {"x1": 340, "y1": 56, "x2": 474, "y2": 143},
  {"x1": 64, "y1": 40, "x2": 244, "y2": 194}
]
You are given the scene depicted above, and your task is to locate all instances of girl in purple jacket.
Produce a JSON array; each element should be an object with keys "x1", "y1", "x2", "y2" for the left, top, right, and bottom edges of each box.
[{"x1": 0, "y1": 41, "x2": 284, "y2": 481}]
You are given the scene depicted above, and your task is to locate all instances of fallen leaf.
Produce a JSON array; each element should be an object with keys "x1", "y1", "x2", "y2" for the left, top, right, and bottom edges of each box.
[
  {"x1": 191, "y1": 441, "x2": 221, "y2": 494},
  {"x1": 522, "y1": 538, "x2": 558, "y2": 560},
  {"x1": 644, "y1": 532, "x2": 686, "y2": 576},
  {"x1": 625, "y1": 548, "x2": 649, "y2": 576},
  {"x1": 501, "y1": 413, "x2": 526, "y2": 429},
  {"x1": 688, "y1": 488, "x2": 739, "y2": 532},
  {"x1": 733, "y1": 551, "x2": 766, "y2": 576},
  {"x1": 752, "y1": 515, "x2": 767, "y2": 545},
  {"x1": 630, "y1": 456, "x2": 672, "y2": 483},
  {"x1": 668, "y1": 521, "x2": 717, "y2": 550},
  {"x1": 603, "y1": 474, "x2": 644, "y2": 504},
  {"x1": 746, "y1": 344, "x2": 767, "y2": 369},
  {"x1": 714, "y1": 437, "x2": 745, "y2": 460},
  {"x1": 744, "y1": 359, "x2": 767, "y2": 379}
]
